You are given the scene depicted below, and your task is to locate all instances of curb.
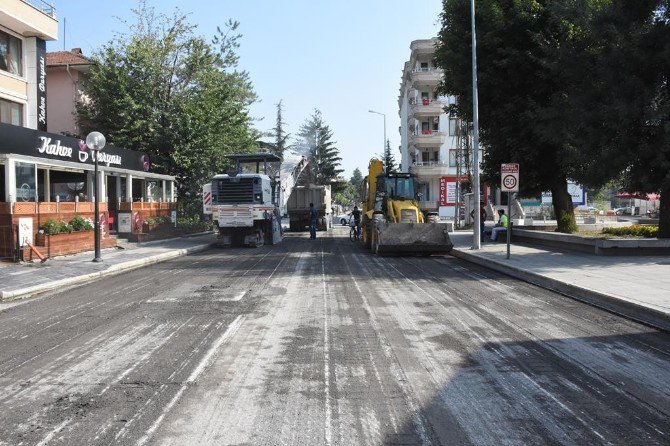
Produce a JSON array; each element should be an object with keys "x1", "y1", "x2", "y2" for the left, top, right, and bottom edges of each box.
[
  {"x1": 450, "y1": 248, "x2": 670, "y2": 332},
  {"x1": 0, "y1": 243, "x2": 212, "y2": 301}
]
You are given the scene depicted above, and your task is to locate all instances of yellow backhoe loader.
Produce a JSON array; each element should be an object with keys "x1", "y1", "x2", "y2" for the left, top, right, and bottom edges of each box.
[{"x1": 360, "y1": 158, "x2": 453, "y2": 255}]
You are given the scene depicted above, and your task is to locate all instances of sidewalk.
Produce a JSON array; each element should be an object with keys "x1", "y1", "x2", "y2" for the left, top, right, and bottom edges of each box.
[
  {"x1": 0, "y1": 233, "x2": 214, "y2": 301},
  {"x1": 449, "y1": 231, "x2": 670, "y2": 332}
]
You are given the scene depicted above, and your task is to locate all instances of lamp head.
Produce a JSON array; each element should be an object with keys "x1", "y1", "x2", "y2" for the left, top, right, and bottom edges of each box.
[{"x1": 85, "y1": 131, "x2": 106, "y2": 151}]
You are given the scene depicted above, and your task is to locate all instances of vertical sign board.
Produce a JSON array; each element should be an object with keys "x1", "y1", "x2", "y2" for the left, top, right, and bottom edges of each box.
[
  {"x1": 117, "y1": 213, "x2": 132, "y2": 233},
  {"x1": 36, "y1": 39, "x2": 47, "y2": 132},
  {"x1": 18, "y1": 218, "x2": 33, "y2": 247},
  {"x1": 439, "y1": 176, "x2": 458, "y2": 206},
  {"x1": 500, "y1": 163, "x2": 520, "y2": 193},
  {"x1": 439, "y1": 177, "x2": 447, "y2": 206}
]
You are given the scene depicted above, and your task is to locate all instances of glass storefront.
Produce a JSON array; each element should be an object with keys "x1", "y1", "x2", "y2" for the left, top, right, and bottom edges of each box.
[{"x1": 15, "y1": 162, "x2": 36, "y2": 202}]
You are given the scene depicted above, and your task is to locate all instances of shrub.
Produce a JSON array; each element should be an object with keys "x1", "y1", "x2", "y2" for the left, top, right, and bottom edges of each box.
[
  {"x1": 40, "y1": 218, "x2": 73, "y2": 235},
  {"x1": 69, "y1": 216, "x2": 93, "y2": 231},
  {"x1": 177, "y1": 215, "x2": 212, "y2": 233},
  {"x1": 557, "y1": 211, "x2": 578, "y2": 234},
  {"x1": 602, "y1": 225, "x2": 658, "y2": 238}
]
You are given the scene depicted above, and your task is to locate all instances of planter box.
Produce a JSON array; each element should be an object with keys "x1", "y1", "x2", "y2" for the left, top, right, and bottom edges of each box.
[{"x1": 34, "y1": 231, "x2": 116, "y2": 258}]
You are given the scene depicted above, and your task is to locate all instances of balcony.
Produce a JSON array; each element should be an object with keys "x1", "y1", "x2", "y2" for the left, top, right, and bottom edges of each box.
[
  {"x1": 411, "y1": 67, "x2": 442, "y2": 87},
  {"x1": 1, "y1": 0, "x2": 58, "y2": 40},
  {"x1": 410, "y1": 130, "x2": 446, "y2": 147},
  {"x1": 409, "y1": 161, "x2": 452, "y2": 178},
  {"x1": 409, "y1": 98, "x2": 445, "y2": 117}
]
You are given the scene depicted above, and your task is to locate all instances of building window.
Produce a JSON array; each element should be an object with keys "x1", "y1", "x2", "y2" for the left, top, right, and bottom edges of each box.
[
  {"x1": 420, "y1": 62, "x2": 428, "y2": 72},
  {"x1": 449, "y1": 118, "x2": 459, "y2": 136},
  {"x1": 0, "y1": 99, "x2": 23, "y2": 126},
  {"x1": 0, "y1": 31, "x2": 23, "y2": 76},
  {"x1": 449, "y1": 150, "x2": 457, "y2": 167},
  {"x1": 432, "y1": 118, "x2": 439, "y2": 132},
  {"x1": 15, "y1": 162, "x2": 36, "y2": 202}
]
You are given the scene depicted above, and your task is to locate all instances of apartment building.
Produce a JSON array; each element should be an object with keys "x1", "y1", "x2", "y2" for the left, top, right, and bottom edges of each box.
[
  {"x1": 398, "y1": 38, "x2": 483, "y2": 218},
  {"x1": 0, "y1": 0, "x2": 58, "y2": 130}
]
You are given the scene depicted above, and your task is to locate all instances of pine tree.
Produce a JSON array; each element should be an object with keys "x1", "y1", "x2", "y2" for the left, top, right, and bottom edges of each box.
[
  {"x1": 298, "y1": 109, "x2": 343, "y2": 185},
  {"x1": 271, "y1": 100, "x2": 290, "y2": 161},
  {"x1": 383, "y1": 139, "x2": 397, "y2": 173}
]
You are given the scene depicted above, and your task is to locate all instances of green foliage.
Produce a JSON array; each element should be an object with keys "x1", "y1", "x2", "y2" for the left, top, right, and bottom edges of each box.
[
  {"x1": 298, "y1": 109, "x2": 343, "y2": 185},
  {"x1": 76, "y1": 0, "x2": 259, "y2": 220},
  {"x1": 68, "y1": 216, "x2": 93, "y2": 232},
  {"x1": 602, "y1": 225, "x2": 659, "y2": 238},
  {"x1": 270, "y1": 100, "x2": 290, "y2": 161},
  {"x1": 557, "y1": 210, "x2": 578, "y2": 234},
  {"x1": 332, "y1": 181, "x2": 358, "y2": 207},
  {"x1": 144, "y1": 216, "x2": 171, "y2": 225},
  {"x1": 177, "y1": 215, "x2": 212, "y2": 233},
  {"x1": 40, "y1": 218, "x2": 73, "y2": 235},
  {"x1": 350, "y1": 168, "x2": 363, "y2": 190}
]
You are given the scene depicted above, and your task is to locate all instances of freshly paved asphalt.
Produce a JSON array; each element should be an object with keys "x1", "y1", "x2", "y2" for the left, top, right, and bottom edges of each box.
[{"x1": 0, "y1": 227, "x2": 668, "y2": 445}]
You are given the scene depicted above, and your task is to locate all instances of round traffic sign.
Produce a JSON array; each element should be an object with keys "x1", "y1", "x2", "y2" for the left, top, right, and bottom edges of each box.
[{"x1": 503, "y1": 174, "x2": 517, "y2": 190}]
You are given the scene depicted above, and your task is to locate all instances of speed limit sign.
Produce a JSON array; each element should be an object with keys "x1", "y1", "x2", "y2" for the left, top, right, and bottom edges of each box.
[{"x1": 501, "y1": 163, "x2": 519, "y2": 192}]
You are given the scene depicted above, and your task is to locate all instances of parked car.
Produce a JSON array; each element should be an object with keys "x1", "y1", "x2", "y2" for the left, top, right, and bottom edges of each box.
[{"x1": 333, "y1": 212, "x2": 351, "y2": 226}]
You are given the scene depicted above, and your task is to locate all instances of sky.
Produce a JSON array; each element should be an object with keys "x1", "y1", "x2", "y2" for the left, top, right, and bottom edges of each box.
[{"x1": 46, "y1": 0, "x2": 444, "y2": 178}]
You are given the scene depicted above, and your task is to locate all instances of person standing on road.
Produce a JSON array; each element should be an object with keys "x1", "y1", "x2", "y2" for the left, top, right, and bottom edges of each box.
[
  {"x1": 309, "y1": 202, "x2": 318, "y2": 239},
  {"x1": 490, "y1": 209, "x2": 508, "y2": 241},
  {"x1": 351, "y1": 205, "x2": 362, "y2": 237}
]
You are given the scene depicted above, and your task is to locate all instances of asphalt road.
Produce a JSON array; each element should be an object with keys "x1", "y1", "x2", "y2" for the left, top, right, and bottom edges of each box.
[{"x1": 0, "y1": 227, "x2": 668, "y2": 445}]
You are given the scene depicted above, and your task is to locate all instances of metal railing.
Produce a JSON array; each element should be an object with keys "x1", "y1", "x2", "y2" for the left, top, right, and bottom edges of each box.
[
  {"x1": 0, "y1": 225, "x2": 19, "y2": 262},
  {"x1": 21, "y1": 0, "x2": 56, "y2": 18},
  {"x1": 412, "y1": 161, "x2": 448, "y2": 167}
]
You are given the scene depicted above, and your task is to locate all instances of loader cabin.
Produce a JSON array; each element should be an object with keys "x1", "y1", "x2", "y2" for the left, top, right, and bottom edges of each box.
[{"x1": 377, "y1": 172, "x2": 417, "y2": 201}]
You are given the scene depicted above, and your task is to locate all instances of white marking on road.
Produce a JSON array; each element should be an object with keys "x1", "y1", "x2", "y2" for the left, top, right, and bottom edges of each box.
[
  {"x1": 321, "y1": 245, "x2": 333, "y2": 446},
  {"x1": 136, "y1": 314, "x2": 245, "y2": 446},
  {"x1": 35, "y1": 419, "x2": 70, "y2": 446}
]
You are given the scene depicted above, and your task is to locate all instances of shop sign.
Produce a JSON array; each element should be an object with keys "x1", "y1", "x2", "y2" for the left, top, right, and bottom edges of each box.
[
  {"x1": 541, "y1": 182, "x2": 586, "y2": 205},
  {"x1": 0, "y1": 123, "x2": 151, "y2": 173},
  {"x1": 439, "y1": 177, "x2": 457, "y2": 206},
  {"x1": 36, "y1": 39, "x2": 47, "y2": 132}
]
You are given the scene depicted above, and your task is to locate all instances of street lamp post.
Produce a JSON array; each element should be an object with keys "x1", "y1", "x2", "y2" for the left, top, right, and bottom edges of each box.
[
  {"x1": 471, "y1": 0, "x2": 482, "y2": 250},
  {"x1": 86, "y1": 131, "x2": 106, "y2": 263},
  {"x1": 368, "y1": 110, "x2": 386, "y2": 158}
]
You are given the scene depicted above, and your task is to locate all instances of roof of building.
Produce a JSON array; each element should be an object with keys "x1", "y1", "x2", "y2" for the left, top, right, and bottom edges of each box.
[{"x1": 46, "y1": 48, "x2": 93, "y2": 67}]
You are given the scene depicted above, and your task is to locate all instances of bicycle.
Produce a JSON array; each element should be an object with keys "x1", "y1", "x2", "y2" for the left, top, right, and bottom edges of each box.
[{"x1": 349, "y1": 221, "x2": 361, "y2": 241}]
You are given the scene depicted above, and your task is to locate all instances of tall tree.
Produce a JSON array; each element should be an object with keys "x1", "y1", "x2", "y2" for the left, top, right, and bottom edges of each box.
[
  {"x1": 350, "y1": 168, "x2": 363, "y2": 190},
  {"x1": 270, "y1": 100, "x2": 290, "y2": 161},
  {"x1": 298, "y1": 109, "x2": 343, "y2": 185},
  {"x1": 435, "y1": 0, "x2": 624, "y2": 232},
  {"x1": 76, "y1": 0, "x2": 258, "y2": 215},
  {"x1": 382, "y1": 139, "x2": 397, "y2": 173},
  {"x1": 568, "y1": 1, "x2": 669, "y2": 237}
]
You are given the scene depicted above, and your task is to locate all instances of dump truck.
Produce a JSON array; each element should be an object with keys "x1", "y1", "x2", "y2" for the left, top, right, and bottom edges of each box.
[
  {"x1": 360, "y1": 158, "x2": 453, "y2": 255},
  {"x1": 287, "y1": 185, "x2": 332, "y2": 232},
  {"x1": 204, "y1": 153, "x2": 282, "y2": 247}
]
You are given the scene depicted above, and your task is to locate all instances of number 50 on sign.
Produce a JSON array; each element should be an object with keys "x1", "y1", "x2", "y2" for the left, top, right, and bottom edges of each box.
[{"x1": 501, "y1": 163, "x2": 519, "y2": 193}]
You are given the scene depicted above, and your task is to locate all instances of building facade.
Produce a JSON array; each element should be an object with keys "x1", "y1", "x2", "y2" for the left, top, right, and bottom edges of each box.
[
  {"x1": 398, "y1": 38, "x2": 483, "y2": 218},
  {"x1": 46, "y1": 47, "x2": 90, "y2": 136}
]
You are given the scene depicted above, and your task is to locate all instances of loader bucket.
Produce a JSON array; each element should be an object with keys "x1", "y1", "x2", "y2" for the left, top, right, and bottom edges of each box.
[{"x1": 373, "y1": 222, "x2": 453, "y2": 255}]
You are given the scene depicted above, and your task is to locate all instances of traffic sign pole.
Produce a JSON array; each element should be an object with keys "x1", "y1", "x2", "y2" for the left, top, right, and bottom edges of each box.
[
  {"x1": 500, "y1": 163, "x2": 519, "y2": 260},
  {"x1": 507, "y1": 192, "x2": 512, "y2": 259}
]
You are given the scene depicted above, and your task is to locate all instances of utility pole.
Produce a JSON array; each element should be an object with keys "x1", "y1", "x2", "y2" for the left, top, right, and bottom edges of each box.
[{"x1": 470, "y1": 0, "x2": 482, "y2": 250}]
